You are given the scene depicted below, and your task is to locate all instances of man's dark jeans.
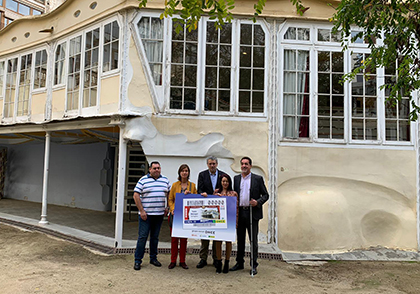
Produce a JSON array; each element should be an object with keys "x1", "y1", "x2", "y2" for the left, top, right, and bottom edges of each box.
[{"x1": 134, "y1": 214, "x2": 163, "y2": 263}]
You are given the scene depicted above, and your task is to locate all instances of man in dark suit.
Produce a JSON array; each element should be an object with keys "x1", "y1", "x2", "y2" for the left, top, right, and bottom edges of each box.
[
  {"x1": 230, "y1": 156, "x2": 269, "y2": 275},
  {"x1": 196, "y1": 156, "x2": 226, "y2": 268}
]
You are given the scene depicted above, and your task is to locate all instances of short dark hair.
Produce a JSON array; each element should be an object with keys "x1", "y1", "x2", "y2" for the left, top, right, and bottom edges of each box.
[
  {"x1": 177, "y1": 164, "x2": 190, "y2": 181},
  {"x1": 240, "y1": 156, "x2": 252, "y2": 166},
  {"x1": 149, "y1": 161, "x2": 161, "y2": 168}
]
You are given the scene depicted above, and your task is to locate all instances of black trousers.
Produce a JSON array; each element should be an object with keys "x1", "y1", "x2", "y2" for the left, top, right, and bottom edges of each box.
[{"x1": 236, "y1": 207, "x2": 259, "y2": 267}]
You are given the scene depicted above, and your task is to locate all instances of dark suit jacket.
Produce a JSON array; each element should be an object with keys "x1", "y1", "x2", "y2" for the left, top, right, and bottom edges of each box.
[
  {"x1": 234, "y1": 173, "x2": 269, "y2": 220},
  {"x1": 197, "y1": 169, "x2": 226, "y2": 195}
]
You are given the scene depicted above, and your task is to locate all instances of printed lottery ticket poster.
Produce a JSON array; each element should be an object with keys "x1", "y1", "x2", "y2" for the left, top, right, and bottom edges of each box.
[{"x1": 172, "y1": 193, "x2": 237, "y2": 242}]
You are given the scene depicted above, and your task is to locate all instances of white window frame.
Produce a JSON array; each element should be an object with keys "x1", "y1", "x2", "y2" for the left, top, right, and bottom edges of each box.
[
  {"x1": 1, "y1": 46, "x2": 48, "y2": 122},
  {"x1": 133, "y1": 13, "x2": 269, "y2": 118},
  {"x1": 53, "y1": 41, "x2": 67, "y2": 89},
  {"x1": 62, "y1": 16, "x2": 121, "y2": 117},
  {"x1": 278, "y1": 21, "x2": 415, "y2": 146}
]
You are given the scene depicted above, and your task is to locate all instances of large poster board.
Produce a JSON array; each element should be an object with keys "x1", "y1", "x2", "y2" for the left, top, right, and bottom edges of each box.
[{"x1": 171, "y1": 193, "x2": 237, "y2": 242}]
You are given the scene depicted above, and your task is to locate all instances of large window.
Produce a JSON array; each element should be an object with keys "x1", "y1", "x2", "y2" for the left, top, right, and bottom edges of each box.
[
  {"x1": 4, "y1": 58, "x2": 17, "y2": 118},
  {"x1": 54, "y1": 42, "x2": 66, "y2": 85},
  {"x1": 103, "y1": 21, "x2": 119, "y2": 72},
  {"x1": 17, "y1": 53, "x2": 32, "y2": 116},
  {"x1": 0, "y1": 61, "x2": 4, "y2": 99},
  {"x1": 83, "y1": 28, "x2": 100, "y2": 107},
  {"x1": 137, "y1": 17, "x2": 163, "y2": 85},
  {"x1": 67, "y1": 36, "x2": 82, "y2": 111},
  {"x1": 280, "y1": 24, "x2": 412, "y2": 144},
  {"x1": 34, "y1": 49, "x2": 47, "y2": 89},
  {"x1": 135, "y1": 15, "x2": 268, "y2": 115}
]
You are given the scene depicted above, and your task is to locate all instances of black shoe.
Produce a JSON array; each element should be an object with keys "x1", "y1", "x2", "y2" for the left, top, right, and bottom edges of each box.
[
  {"x1": 223, "y1": 260, "x2": 230, "y2": 274},
  {"x1": 250, "y1": 267, "x2": 258, "y2": 275},
  {"x1": 196, "y1": 259, "x2": 207, "y2": 268},
  {"x1": 229, "y1": 263, "x2": 244, "y2": 271},
  {"x1": 134, "y1": 262, "x2": 141, "y2": 271},
  {"x1": 215, "y1": 260, "x2": 222, "y2": 273},
  {"x1": 150, "y1": 260, "x2": 162, "y2": 267}
]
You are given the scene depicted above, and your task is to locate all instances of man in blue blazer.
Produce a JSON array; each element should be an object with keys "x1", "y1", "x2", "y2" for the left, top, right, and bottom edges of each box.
[
  {"x1": 196, "y1": 156, "x2": 226, "y2": 268},
  {"x1": 230, "y1": 156, "x2": 269, "y2": 275}
]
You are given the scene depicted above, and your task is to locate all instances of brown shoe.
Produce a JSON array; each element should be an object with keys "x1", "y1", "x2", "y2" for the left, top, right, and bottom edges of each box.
[
  {"x1": 168, "y1": 262, "x2": 176, "y2": 269},
  {"x1": 179, "y1": 262, "x2": 189, "y2": 269}
]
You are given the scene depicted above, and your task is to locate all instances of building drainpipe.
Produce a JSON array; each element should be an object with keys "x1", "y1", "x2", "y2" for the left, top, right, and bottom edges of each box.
[
  {"x1": 39, "y1": 131, "x2": 51, "y2": 225},
  {"x1": 114, "y1": 125, "x2": 127, "y2": 248}
]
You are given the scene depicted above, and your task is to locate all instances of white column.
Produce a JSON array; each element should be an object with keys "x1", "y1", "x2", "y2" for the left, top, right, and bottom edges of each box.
[
  {"x1": 39, "y1": 131, "x2": 51, "y2": 225},
  {"x1": 114, "y1": 127, "x2": 127, "y2": 248}
]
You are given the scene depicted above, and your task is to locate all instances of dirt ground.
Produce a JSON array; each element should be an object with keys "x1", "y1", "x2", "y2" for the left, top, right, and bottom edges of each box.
[{"x1": 1, "y1": 224, "x2": 420, "y2": 294}]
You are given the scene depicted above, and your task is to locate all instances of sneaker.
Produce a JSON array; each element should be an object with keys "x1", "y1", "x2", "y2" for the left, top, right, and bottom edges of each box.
[
  {"x1": 150, "y1": 260, "x2": 162, "y2": 267},
  {"x1": 134, "y1": 262, "x2": 141, "y2": 271},
  {"x1": 196, "y1": 259, "x2": 207, "y2": 268}
]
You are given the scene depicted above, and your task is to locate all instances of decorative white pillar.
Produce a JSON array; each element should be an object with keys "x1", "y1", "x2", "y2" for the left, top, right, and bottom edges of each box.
[
  {"x1": 39, "y1": 131, "x2": 51, "y2": 225},
  {"x1": 114, "y1": 125, "x2": 127, "y2": 248}
]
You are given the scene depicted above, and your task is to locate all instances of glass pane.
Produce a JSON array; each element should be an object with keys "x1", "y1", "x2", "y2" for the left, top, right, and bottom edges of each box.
[
  {"x1": 219, "y1": 45, "x2": 231, "y2": 66},
  {"x1": 385, "y1": 120, "x2": 398, "y2": 141},
  {"x1": 297, "y1": 28, "x2": 310, "y2": 41},
  {"x1": 283, "y1": 72, "x2": 296, "y2": 92},
  {"x1": 205, "y1": 67, "x2": 217, "y2": 88},
  {"x1": 284, "y1": 50, "x2": 296, "y2": 70},
  {"x1": 284, "y1": 27, "x2": 296, "y2": 40},
  {"x1": 352, "y1": 97, "x2": 364, "y2": 117},
  {"x1": 253, "y1": 69, "x2": 264, "y2": 90},
  {"x1": 297, "y1": 50, "x2": 309, "y2": 71},
  {"x1": 219, "y1": 90, "x2": 230, "y2": 111},
  {"x1": 112, "y1": 21, "x2": 120, "y2": 40},
  {"x1": 171, "y1": 65, "x2": 183, "y2": 86},
  {"x1": 240, "y1": 24, "x2": 252, "y2": 45},
  {"x1": 240, "y1": 46, "x2": 251, "y2": 67},
  {"x1": 184, "y1": 65, "x2": 197, "y2": 87},
  {"x1": 297, "y1": 95, "x2": 309, "y2": 115},
  {"x1": 185, "y1": 43, "x2": 197, "y2": 64},
  {"x1": 399, "y1": 120, "x2": 410, "y2": 141},
  {"x1": 239, "y1": 91, "x2": 250, "y2": 112},
  {"x1": 352, "y1": 119, "x2": 364, "y2": 140},
  {"x1": 332, "y1": 74, "x2": 343, "y2": 94},
  {"x1": 170, "y1": 87, "x2": 182, "y2": 109},
  {"x1": 151, "y1": 18, "x2": 163, "y2": 39},
  {"x1": 206, "y1": 44, "x2": 218, "y2": 66},
  {"x1": 318, "y1": 29, "x2": 329, "y2": 42},
  {"x1": 252, "y1": 92, "x2": 264, "y2": 113},
  {"x1": 385, "y1": 100, "x2": 397, "y2": 118},
  {"x1": 332, "y1": 52, "x2": 343, "y2": 72},
  {"x1": 332, "y1": 96, "x2": 344, "y2": 116},
  {"x1": 298, "y1": 116, "x2": 309, "y2": 137},
  {"x1": 186, "y1": 29, "x2": 198, "y2": 42},
  {"x1": 318, "y1": 52, "x2": 330, "y2": 72},
  {"x1": 220, "y1": 23, "x2": 232, "y2": 44},
  {"x1": 318, "y1": 73, "x2": 330, "y2": 94},
  {"x1": 318, "y1": 95, "x2": 330, "y2": 116},
  {"x1": 318, "y1": 117, "x2": 330, "y2": 138},
  {"x1": 205, "y1": 90, "x2": 217, "y2": 111},
  {"x1": 283, "y1": 94, "x2": 295, "y2": 115},
  {"x1": 184, "y1": 88, "x2": 196, "y2": 110},
  {"x1": 219, "y1": 68, "x2": 230, "y2": 88},
  {"x1": 332, "y1": 118, "x2": 344, "y2": 139},
  {"x1": 171, "y1": 42, "x2": 184, "y2": 64},
  {"x1": 399, "y1": 99, "x2": 410, "y2": 119},
  {"x1": 104, "y1": 23, "x2": 111, "y2": 43},
  {"x1": 239, "y1": 69, "x2": 251, "y2": 89},
  {"x1": 365, "y1": 98, "x2": 377, "y2": 117},
  {"x1": 254, "y1": 25, "x2": 265, "y2": 45},
  {"x1": 283, "y1": 116, "x2": 295, "y2": 137},
  {"x1": 365, "y1": 119, "x2": 377, "y2": 140},
  {"x1": 207, "y1": 22, "x2": 218, "y2": 43},
  {"x1": 253, "y1": 47, "x2": 264, "y2": 67}
]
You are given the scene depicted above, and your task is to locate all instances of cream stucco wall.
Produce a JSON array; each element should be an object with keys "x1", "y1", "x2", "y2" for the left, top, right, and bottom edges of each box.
[
  {"x1": 126, "y1": 36, "x2": 155, "y2": 110},
  {"x1": 99, "y1": 75, "x2": 120, "y2": 114},
  {"x1": 51, "y1": 88, "x2": 66, "y2": 120},
  {"x1": 277, "y1": 146, "x2": 417, "y2": 252},
  {"x1": 31, "y1": 92, "x2": 47, "y2": 121}
]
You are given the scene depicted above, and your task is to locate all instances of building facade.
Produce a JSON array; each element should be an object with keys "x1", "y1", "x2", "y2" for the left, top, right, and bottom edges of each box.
[
  {"x1": 0, "y1": 0, "x2": 418, "y2": 253},
  {"x1": 0, "y1": 0, "x2": 46, "y2": 29}
]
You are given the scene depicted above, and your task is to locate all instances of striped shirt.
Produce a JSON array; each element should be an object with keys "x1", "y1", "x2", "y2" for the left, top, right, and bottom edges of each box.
[{"x1": 134, "y1": 174, "x2": 171, "y2": 215}]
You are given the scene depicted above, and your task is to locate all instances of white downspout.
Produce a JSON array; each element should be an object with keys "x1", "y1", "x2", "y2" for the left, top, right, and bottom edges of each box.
[{"x1": 39, "y1": 131, "x2": 51, "y2": 225}]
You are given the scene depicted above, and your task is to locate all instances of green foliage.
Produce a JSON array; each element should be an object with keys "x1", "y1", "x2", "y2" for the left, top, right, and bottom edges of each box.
[
  {"x1": 331, "y1": 0, "x2": 420, "y2": 120},
  {"x1": 139, "y1": 0, "x2": 266, "y2": 32}
]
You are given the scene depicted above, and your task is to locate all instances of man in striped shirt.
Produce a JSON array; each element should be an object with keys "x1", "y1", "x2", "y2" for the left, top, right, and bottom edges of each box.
[{"x1": 133, "y1": 161, "x2": 170, "y2": 271}]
